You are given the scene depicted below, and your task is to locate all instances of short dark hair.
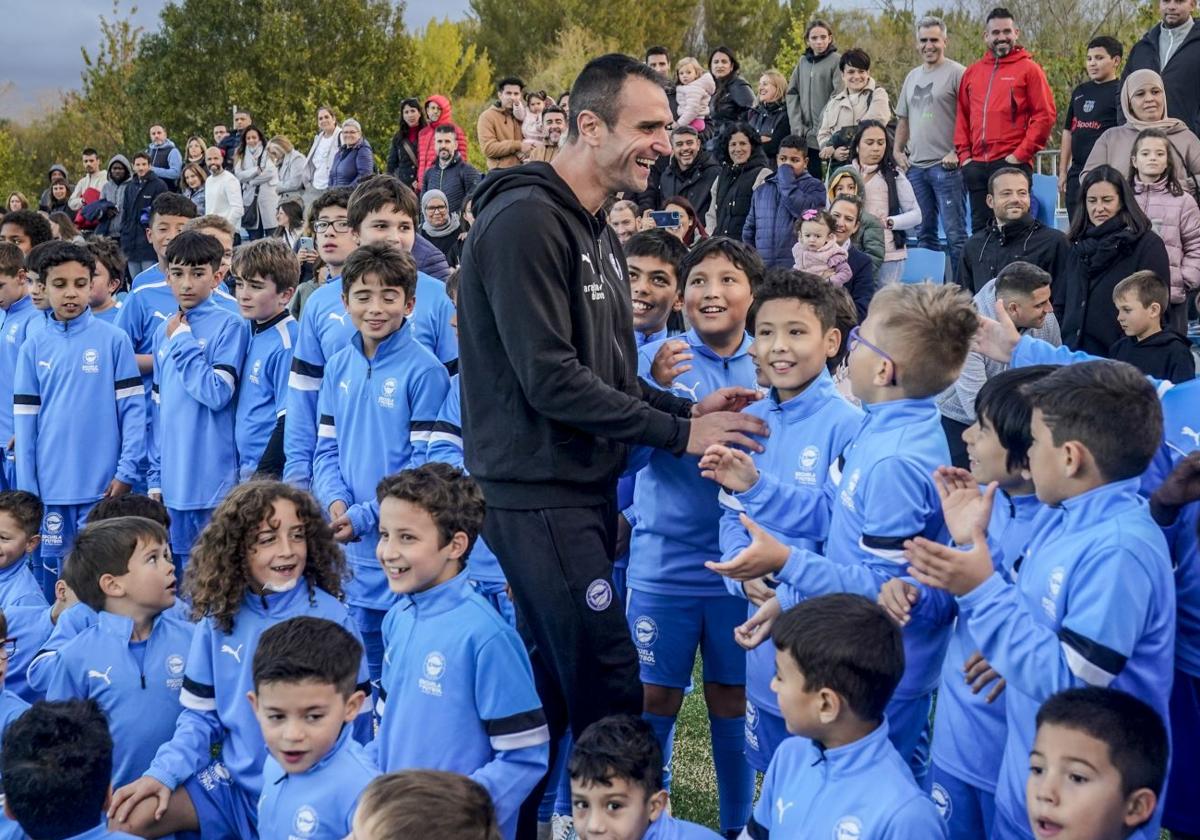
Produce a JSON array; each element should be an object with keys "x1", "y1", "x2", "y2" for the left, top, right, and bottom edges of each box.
[
  {"x1": 131, "y1": 151, "x2": 151, "y2": 164},
  {"x1": 2, "y1": 700, "x2": 114, "y2": 840},
  {"x1": 86, "y1": 494, "x2": 171, "y2": 529},
  {"x1": 988, "y1": 166, "x2": 1031, "y2": 195},
  {"x1": 1, "y1": 211, "x2": 53, "y2": 248},
  {"x1": 86, "y1": 236, "x2": 127, "y2": 288},
  {"x1": 806, "y1": 18, "x2": 833, "y2": 38},
  {"x1": 252, "y1": 616, "x2": 363, "y2": 696},
  {"x1": 974, "y1": 366, "x2": 1057, "y2": 473},
  {"x1": 307, "y1": 186, "x2": 353, "y2": 229},
  {"x1": 355, "y1": 771, "x2": 501, "y2": 840},
  {"x1": 165, "y1": 230, "x2": 224, "y2": 270},
  {"x1": 1087, "y1": 35, "x2": 1124, "y2": 58},
  {"x1": 623, "y1": 230, "x2": 687, "y2": 290},
  {"x1": 986, "y1": 6, "x2": 1015, "y2": 22},
  {"x1": 63, "y1": 517, "x2": 170, "y2": 612},
  {"x1": 376, "y1": 463, "x2": 485, "y2": 558},
  {"x1": 1025, "y1": 360, "x2": 1162, "y2": 481},
  {"x1": 81, "y1": 147, "x2": 99, "y2": 158},
  {"x1": 569, "y1": 714, "x2": 663, "y2": 796},
  {"x1": 1113, "y1": 270, "x2": 1169, "y2": 312},
  {"x1": 751, "y1": 268, "x2": 843, "y2": 334},
  {"x1": 36, "y1": 241, "x2": 95, "y2": 279},
  {"x1": 347, "y1": 175, "x2": 419, "y2": 231},
  {"x1": 236, "y1": 237, "x2": 300, "y2": 292},
  {"x1": 645, "y1": 45, "x2": 669, "y2": 61},
  {"x1": 1036, "y1": 687, "x2": 1168, "y2": 797},
  {"x1": 839, "y1": 48, "x2": 871, "y2": 72},
  {"x1": 150, "y1": 192, "x2": 199, "y2": 225},
  {"x1": 434, "y1": 123, "x2": 458, "y2": 137},
  {"x1": 0, "y1": 490, "x2": 43, "y2": 537},
  {"x1": 496, "y1": 75, "x2": 525, "y2": 91},
  {"x1": 567, "y1": 53, "x2": 664, "y2": 142},
  {"x1": 671, "y1": 125, "x2": 700, "y2": 141},
  {"x1": 341, "y1": 242, "x2": 417, "y2": 299},
  {"x1": 994, "y1": 260, "x2": 1051, "y2": 300},
  {"x1": 679, "y1": 235, "x2": 765, "y2": 289},
  {"x1": 772, "y1": 594, "x2": 904, "y2": 723},
  {"x1": 0, "y1": 242, "x2": 24, "y2": 276},
  {"x1": 541, "y1": 104, "x2": 566, "y2": 120},
  {"x1": 778, "y1": 134, "x2": 807, "y2": 155}
]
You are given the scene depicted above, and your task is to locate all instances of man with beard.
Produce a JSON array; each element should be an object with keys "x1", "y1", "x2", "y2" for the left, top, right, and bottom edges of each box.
[
  {"x1": 655, "y1": 126, "x2": 721, "y2": 218},
  {"x1": 202, "y1": 145, "x2": 245, "y2": 230},
  {"x1": 529, "y1": 105, "x2": 567, "y2": 162},
  {"x1": 478, "y1": 76, "x2": 535, "y2": 169},
  {"x1": 457, "y1": 53, "x2": 766, "y2": 838},
  {"x1": 954, "y1": 7, "x2": 1056, "y2": 232},
  {"x1": 421, "y1": 125, "x2": 481, "y2": 214},
  {"x1": 68, "y1": 148, "x2": 107, "y2": 212}
]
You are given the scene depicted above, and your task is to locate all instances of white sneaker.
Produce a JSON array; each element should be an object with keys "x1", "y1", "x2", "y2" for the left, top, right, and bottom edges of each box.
[{"x1": 551, "y1": 814, "x2": 576, "y2": 840}]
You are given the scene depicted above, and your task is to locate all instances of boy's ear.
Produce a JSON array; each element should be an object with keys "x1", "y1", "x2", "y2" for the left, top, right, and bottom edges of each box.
[
  {"x1": 672, "y1": 293, "x2": 683, "y2": 312},
  {"x1": 246, "y1": 690, "x2": 259, "y2": 713},
  {"x1": 872, "y1": 355, "x2": 894, "y2": 388},
  {"x1": 1061, "y1": 440, "x2": 1090, "y2": 479},
  {"x1": 816, "y1": 686, "x2": 841, "y2": 724},
  {"x1": 279, "y1": 286, "x2": 296, "y2": 307},
  {"x1": 343, "y1": 688, "x2": 367, "y2": 722},
  {"x1": 24, "y1": 534, "x2": 40, "y2": 555},
  {"x1": 824, "y1": 327, "x2": 842, "y2": 359},
  {"x1": 1148, "y1": 302, "x2": 1163, "y2": 319},
  {"x1": 448, "y1": 530, "x2": 471, "y2": 561},
  {"x1": 404, "y1": 293, "x2": 416, "y2": 317},
  {"x1": 646, "y1": 789, "x2": 669, "y2": 823},
  {"x1": 97, "y1": 572, "x2": 122, "y2": 598},
  {"x1": 1122, "y1": 787, "x2": 1157, "y2": 828}
]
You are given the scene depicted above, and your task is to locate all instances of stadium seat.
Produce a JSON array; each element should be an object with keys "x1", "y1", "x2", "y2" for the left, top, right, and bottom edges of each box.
[
  {"x1": 901, "y1": 247, "x2": 947, "y2": 284},
  {"x1": 1031, "y1": 173, "x2": 1058, "y2": 228}
]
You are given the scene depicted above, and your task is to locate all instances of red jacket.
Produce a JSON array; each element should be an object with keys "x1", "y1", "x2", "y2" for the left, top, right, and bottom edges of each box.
[
  {"x1": 954, "y1": 46, "x2": 1056, "y2": 164},
  {"x1": 416, "y1": 94, "x2": 469, "y2": 184}
]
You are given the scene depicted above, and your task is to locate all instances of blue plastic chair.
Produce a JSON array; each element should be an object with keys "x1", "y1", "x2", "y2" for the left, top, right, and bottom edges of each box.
[
  {"x1": 901, "y1": 247, "x2": 947, "y2": 284},
  {"x1": 1031, "y1": 173, "x2": 1058, "y2": 228}
]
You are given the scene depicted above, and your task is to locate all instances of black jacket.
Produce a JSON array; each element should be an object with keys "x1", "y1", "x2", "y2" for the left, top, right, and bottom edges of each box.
[
  {"x1": 386, "y1": 130, "x2": 419, "y2": 189},
  {"x1": 1123, "y1": 21, "x2": 1200, "y2": 136},
  {"x1": 957, "y1": 214, "x2": 1071, "y2": 311},
  {"x1": 457, "y1": 163, "x2": 692, "y2": 508},
  {"x1": 747, "y1": 100, "x2": 791, "y2": 162},
  {"x1": 120, "y1": 173, "x2": 168, "y2": 261},
  {"x1": 711, "y1": 148, "x2": 769, "y2": 238},
  {"x1": 1061, "y1": 221, "x2": 1171, "y2": 356},
  {"x1": 709, "y1": 75, "x2": 755, "y2": 138},
  {"x1": 658, "y1": 151, "x2": 722, "y2": 219},
  {"x1": 1110, "y1": 329, "x2": 1196, "y2": 382},
  {"x1": 421, "y1": 155, "x2": 482, "y2": 215},
  {"x1": 845, "y1": 246, "x2": 876, "y2": 323}
]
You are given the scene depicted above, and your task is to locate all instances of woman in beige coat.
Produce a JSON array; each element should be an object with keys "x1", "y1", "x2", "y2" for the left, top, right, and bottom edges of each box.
[{"x1": 816, "y1": 48, "x2": 892, "y2": 166}]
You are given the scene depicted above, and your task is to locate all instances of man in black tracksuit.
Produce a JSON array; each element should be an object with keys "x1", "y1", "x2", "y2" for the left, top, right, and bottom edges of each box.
[{"x1": 457, "y1": 54, "x2": 765, "y2": 836}]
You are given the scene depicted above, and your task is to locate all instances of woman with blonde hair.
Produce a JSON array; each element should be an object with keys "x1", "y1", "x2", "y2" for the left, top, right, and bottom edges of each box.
[
  {"x1": 268, "y1": 135, "x2": 307, "y2": 204},
  {"x1": 748, "y1": 69, "x2": 791, "y2": 161},
  {"x1": 184, "y1": 135, "x2": 207, "y2": 167}
]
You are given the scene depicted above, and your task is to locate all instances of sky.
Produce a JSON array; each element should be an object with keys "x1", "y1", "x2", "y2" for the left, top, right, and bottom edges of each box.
[{"x1": 0, "y1": 0, "x2": 473, "y2": 119}]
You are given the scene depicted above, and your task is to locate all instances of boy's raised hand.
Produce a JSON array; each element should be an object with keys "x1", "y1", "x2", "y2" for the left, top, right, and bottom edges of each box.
[
  {"x1": 904, "y1": 531, "x2": 994, "y2": 597},
  {"x1": 699, "y1": 444, "x2": 759, "y2": 491},
  {"x1": 878, "y1": 577, "x2": 919, "y2": 627},
  {"x1": 973, "y1": 298, "x2": 1020, "y2": 364},
  {"x1": 109, "y1": 775, "x2": 171, "y2": 824},
  {"x1": 649, "y1": 339, "x2": 693, "y2": 387},
  {"x1": 705, "y1": 514, "x2": 789, "y2": 580},
  {"x1": 734, "y1": 596, "x2": 781, "y2": 650},
  {"x1": 933, "y1": 467, "x2": 996, "y2": 546}
]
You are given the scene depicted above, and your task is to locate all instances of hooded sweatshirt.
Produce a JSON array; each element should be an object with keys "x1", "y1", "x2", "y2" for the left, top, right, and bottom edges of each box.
[
  {"x1": 99, "y1": 155, "x2": 132, "y2": 237},
  {"x1": 954, "y1": 45, "x2": 1056, "y2": 164},
  {"x1": 786, "y1": 46, "x2": 843, "y2": 149},
  {"x1": 416, "y1": 94, "x2": 470, "y2": 184},
  {"x1": 1110, "y1": 328, "x2": 1196, "y2": 381},
  {"x1": 37, "y1": 164, "x2": 69, "y2": 213},
  {"x1": 457, "y1": 163, "x2": 693, "y2": 509}
]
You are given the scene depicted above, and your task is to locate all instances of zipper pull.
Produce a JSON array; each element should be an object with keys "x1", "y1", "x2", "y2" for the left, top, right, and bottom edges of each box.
[{"x1": 141, "y1": 673, "x2": 146, "y2": 689}]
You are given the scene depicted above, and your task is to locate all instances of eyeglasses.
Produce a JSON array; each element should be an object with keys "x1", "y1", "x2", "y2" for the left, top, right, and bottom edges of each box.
[
  {"x1": 313, "y1": 219, "x2": 352, "y2": 234},
  {"x1": 426, "y1": 205, "x2": 448, "y2": 214},
  {"x1": 847, "y1": 326, "x2": 897, "y2": 385},
  {"x1": 0, "y1": 638, "x2": 16, "y2": 660}
]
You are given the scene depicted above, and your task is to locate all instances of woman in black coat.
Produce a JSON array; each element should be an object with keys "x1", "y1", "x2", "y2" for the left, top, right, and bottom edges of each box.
[
  {"x1": 747, "y1": 69, "x2": 791, "y2": 164},
  {"x1": 706, "y1": 123, "x2": 770, "y2": 238},
  {"x1": 1061, "y1": 165, "x2": 1171, "y2": 356},
  {"x1": 707, "y1": 46, "x2": 755, "y2": 149},
  {"x1": 386, "y1": 98, "x2": 424, "y2": 192}
]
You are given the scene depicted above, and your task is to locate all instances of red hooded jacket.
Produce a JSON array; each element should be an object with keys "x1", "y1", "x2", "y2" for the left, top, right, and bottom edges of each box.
[
  {"x1": 954, "y1": 46, "x2": 1056, "y2": 164},
  {"x1": 416, "y1": 94, "x2": 470, "y2": 184}
]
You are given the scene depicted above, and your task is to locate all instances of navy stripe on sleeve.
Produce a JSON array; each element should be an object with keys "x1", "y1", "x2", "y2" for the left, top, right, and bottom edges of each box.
[
  {"x1": 290, "y1": 357, "x2": 324, "y2": 378},
  {"x1": 114, "y1": 376, "x2": 143, "y2": 391},
  {"x1": 860, "y1": 533, "x2": 917, "y2": 563},
  {"x1": 12, "y1": 394, "x2": 40, "y2": 405},
  {"x1": 746, "y1": 815, "x2": 770, "y2": 839},
  {"x1": 1059, "y1": 626, "x2": 1127, "y2": 687},
  {"x1": 484, "y1": 708, "x2": 548, "y2": 736},
  {"x1": 429, "y1": 420, "x2": 462, "y2": 436}
]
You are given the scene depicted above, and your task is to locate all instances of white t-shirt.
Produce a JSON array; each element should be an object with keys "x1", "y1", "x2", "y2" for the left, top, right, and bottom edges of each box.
[{"x1": 310, "y1": 132, "x2": 338, "y2": 190}]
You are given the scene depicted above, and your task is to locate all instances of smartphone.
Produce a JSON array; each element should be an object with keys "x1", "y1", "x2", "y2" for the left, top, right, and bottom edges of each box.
[
  {"x1": 650, "y1": 210, "x2": 681, "y2": 229},
  {"x1": 297, "y1": 236, "x2": 315, "y2": 252}
]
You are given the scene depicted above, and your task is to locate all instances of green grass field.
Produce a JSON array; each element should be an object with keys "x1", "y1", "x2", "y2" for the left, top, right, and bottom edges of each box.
[{"x1": 669, "y1": 657, "x2": 722, "y2": 829}]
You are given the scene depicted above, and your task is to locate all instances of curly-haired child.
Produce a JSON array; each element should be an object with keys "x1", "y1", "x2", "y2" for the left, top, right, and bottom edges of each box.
[{"x1": 107, "y1": 480, "x2": 371, "y2": 840}]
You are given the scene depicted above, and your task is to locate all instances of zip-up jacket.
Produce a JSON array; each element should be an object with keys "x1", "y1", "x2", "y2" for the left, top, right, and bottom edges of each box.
[
  {"x1": 426, "y1": 374, "x2": 507, "y2": 588},
  {"x1": 284, "y1": 274, "x2": 457, "y2": 487},
  {"x1": 0, "y1": 296, "x2": 42, "y2": 449},
  {"x1": 746, "y1": 720, "x2": 947, "y2": 839},
  {"x1": 957, "y1": 479, "x2": 1174, "y2": 840},
  {"x1": 45, "y1": 610, "x2": 192, "y2": 787},
  {"x1": 628, "y1": 330, "x2": 757, "y2": 596},
  {"x1": 116, "y1": 270, "x2": 171, "y2": 403},
  {"x1": 236, "y1": 311, "x2": 297, "y2": 480},
  {"x1": 420, "y1": 154, "x2": 481, "y2": 215},
  {"x1": 457, "y1": 162, "x2": 693, "y2": 509},
  {"x1": 0, "y1": 689, "x2": 30, "y2": 840},
  {"x1": 645, "y1": 815, "x2": 722, "y2": 839},
  {"x1": 147, "y1": 584, "x2": 371, "y2": 799},
  {"x1": 956, "y1": 214, "x2": 1071, "y2": 308},
  {"x1": 14, "y1": 309, "x2": 144, "y2": 503},
  {"x1": 4, "y1": 604, "x2": 53, "y2": 702},
  {"x1": 717, "y1": 374, "x2": 862, "y2": 716},
  {"x1": 373, "y1": 571, "x2": 549, "y2": 839},
  {"x1": 148, "y1": 297, "x2": 249, "y2": 508},
  {"x1": 313, "y1": 324, "x2": 449, "y2": 609},
  {"x1": 0, "y1": 558, "x2": 45, "y2": 609},
  {"x1": 786, "y1": 47, "x2": 844, "y2": 149},
  {"x1": 954, "y1": 46, "x2": 1056, "y2": 164},
  {"x1": 258, "y1": 725, "x2": 377, "y2": 840},
  {"x1": 742, "y1": 167, "x2": 828, "y2": 268}
]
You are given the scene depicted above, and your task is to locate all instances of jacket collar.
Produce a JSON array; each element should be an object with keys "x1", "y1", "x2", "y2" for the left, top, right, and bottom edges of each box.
[
  {"x1": 97, "y1": 609, "x2": 174, "y2": 643},
  {"x1": 861, "y1": 396, "x2": 939, "y2": 429},
  {"x1": 3, "y1": 295, "x2": 33, "y2": 318},
  {"x1": 1054, "y1": 478, "x2": 1144, "y2": 522},
  {"x1": 396, "y1": 568, "x2": 473, "y2": 617},
  {"x1": 995, "y1": 213, "x2": 1040, "y2": 243},
  {"x1": 683, "y1": 327, "x2": 752, "y2": 362},
  {"x1": 766, "y1": 369, "x2": 846, "y2": 424},
  {"x1": 242, "y1": 581, "x2": 314, "y2": 617},
  {"x1": 350, "y1": 317, "x2": 414, "y2": 361},
  {"x1": 251, "y1": 309, "x2": 293, "y2": 335},
  {"x1": 636, "y1": 327, "x2": 669, "y2": 348},
  {"x1": 808, "y1": 719, "x2": 896, "y2": 778},
  {"x1": 47, "y1": 307, "x2": 93, "y2": 334}
]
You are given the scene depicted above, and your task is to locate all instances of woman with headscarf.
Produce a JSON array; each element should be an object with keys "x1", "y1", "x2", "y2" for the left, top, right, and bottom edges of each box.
[
  {"x1": 416, "y1": 95, "x2": 470, "y2": 185},
  {"x1": 387, "y1": 98, "x2": 425, "y2": 191},
  {"x1": 420, "y1": 189, "x2": 465, "y2": 266},
  {"x1": 1083, "y1": 69, "x2": 1200, "y2": 203},
  {"x1": 707, "y1": 46, "x2": 755, "y2": 148}
]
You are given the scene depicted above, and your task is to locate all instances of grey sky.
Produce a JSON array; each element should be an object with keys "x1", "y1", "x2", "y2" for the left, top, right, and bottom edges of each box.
[{"x1": 0, "y1": 0, "x2": 472, "y2": 119}]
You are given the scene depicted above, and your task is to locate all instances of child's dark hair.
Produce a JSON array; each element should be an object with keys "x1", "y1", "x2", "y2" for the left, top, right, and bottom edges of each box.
[
  {"x1": 750, "y1": 268, "x2": 843, "y2": 334},
  {"x1": 994, "y1": 260, "x2": 1051, "y2": 301},
  {"x1": 355, "y1": 770, "x2": 501, "y2": 840},
  {"x1": 25, "y1": 241, "x2": 57, "y2": 280},
  {"x1": 0, "y1": 242, "x2": 24, "y2": 277},
  {"x1": 86, "y1": 493, "x2": 171, "y2": 528},
  {"x1": 796, "y1": 208, "x2": 836, "y2": 236},
  {"x1": 772, "y1": 594, "x2": 904, "y2": 723},
  {"x1": 347, "y1": 174, "x2": 420, "y2": 231},
  {"x1": 236, "y1": 237, "x2": 301, "y2": 293},
  {"x1": 829, "y1": 286, "x2": 858, "y2": 372},
  {"x1": 149, "y1": 191, "x2": 199, "y2": 225},
  {"x1": 1087, "y1": 34, "x2": 1123, "y2": 59},
  {"x1": 623, "y1": 229, "x2": 687, "y2": 290},
  {"x1": 1036, "y1": 687, "x2": 1168, "y2": 797},
  {"x1": 252, "y1": 616, "x2": 364, "y2": 697},
  {"x1": 0, "y1": 490, "x2": 43, "y2": 537},
  {"x1": 974, "y1": 365, "x2": 1057, "y2": 473},
  {"x1": 445, "y1": 267, "x2": 460, "y2": 301},
  {"x1": 276, "y1": 199, "x2": 304, "y2": 231},
  {"x1": 0, "y1": 211, "x2": 53, "y2": 249},
  {"x1": 186, "y1": 481, "x2": 347, "y2": 633},
  {"x1": 86, "y1": 236, "x2": 127, "y2": 289},
  {"x1": 778, "y1": 134, "x2": 807, "y2": 155},
  {"x1": 341, "y1": 242, "x2": 417, "y2": 299},
  {"x1": 678, "y1": 235, "x2": 765, "y2": 289},
  {"x1": 1025, "y1": 360, "x2": 1162, "y2": 482},
  {"x1": 63, "y1": 517, "x2": 170, "y2": 612},
  {"x1": 1130, "y1": 129, "x2": 1183, "y2": 196},
  {"x1": 36, "y1": 241, "x2": 95, "y2": 279},
  {"x1": 165, "y1": 230, "x2": 224, "y2": 271},
  {"x1": 1113, "y1": 270, "x2": 1168, "y2": 313},
  {"x1": 307, "y1": 186, "x2": 353, "y2": 228},
  {"x1": 2, "y1": 700, "x2": 113, "y2": 840},
  {"x1": 569, "y1": 714, "x2": 663, "y2": 796},
  {"x1": 376, "y1": 463, "x2": 485, "y2": 560}
]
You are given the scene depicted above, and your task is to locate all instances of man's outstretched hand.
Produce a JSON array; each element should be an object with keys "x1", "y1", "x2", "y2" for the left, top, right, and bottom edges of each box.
[
  {"x1": 686, "y1": 410, "x2": 767, "y2": 455},
  {"x1": 693, "y1": 386, "x2": 762, "y2": 417}
]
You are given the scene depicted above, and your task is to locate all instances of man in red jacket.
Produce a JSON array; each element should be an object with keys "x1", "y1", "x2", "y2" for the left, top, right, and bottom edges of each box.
[{"x1": 954, "y1": 6, "x2": 1056, "y2": 234}]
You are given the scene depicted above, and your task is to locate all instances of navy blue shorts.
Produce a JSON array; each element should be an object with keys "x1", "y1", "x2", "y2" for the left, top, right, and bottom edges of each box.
[{"x1": 626, "y1": 590, "x2": 745, "y2": 688}]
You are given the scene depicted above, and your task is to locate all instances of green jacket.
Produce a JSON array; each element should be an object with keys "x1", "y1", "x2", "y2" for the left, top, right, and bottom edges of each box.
[{"x1": 785, "y1": 47, "x2": 844, "y2": 149}]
